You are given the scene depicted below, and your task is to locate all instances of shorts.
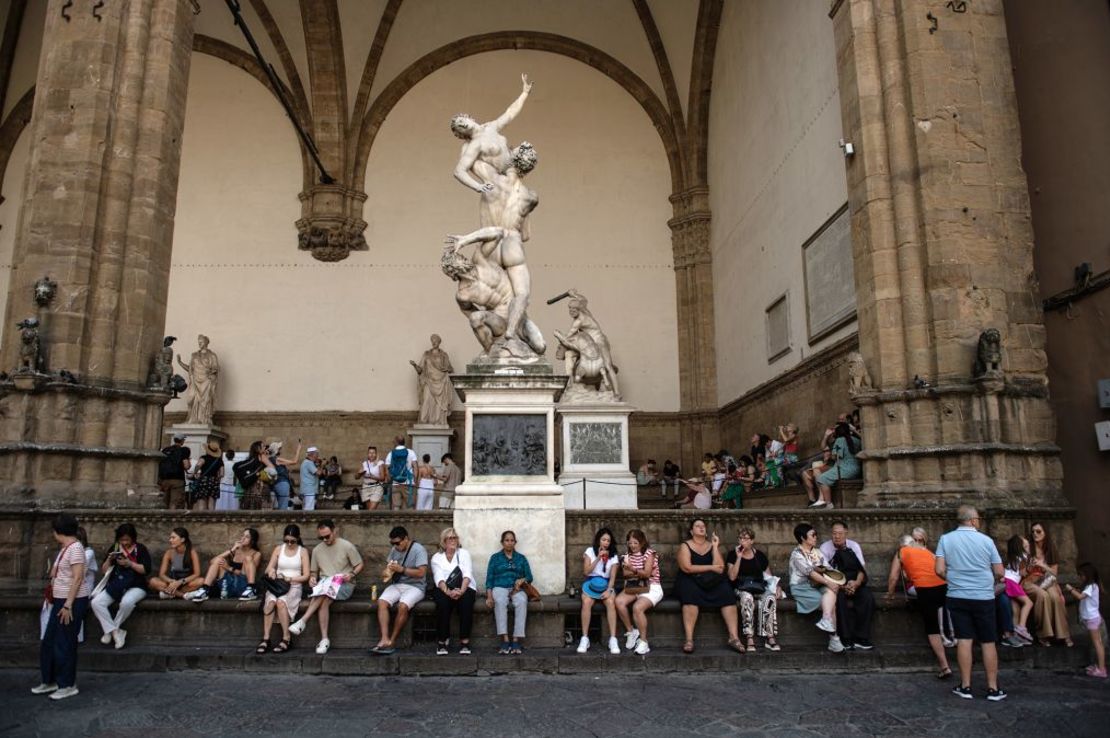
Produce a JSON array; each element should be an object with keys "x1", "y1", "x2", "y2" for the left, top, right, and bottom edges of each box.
[
  {"x1": 379, "y1": 582, "x2": 426, "y2": 610},
  {"x1": 637, "y1": 582, "x2": 664, "y2": 607},
  {"x1": 360, "y1": 483, "x2": 384, "y2": 503},
  {"x1": 946, "y1": 596, "x2": 997, "y2": 643},
  {"x1": 915, "y1": 584, "x2": 947, "y2": 635},
  {"x1": 1084, "y1": 615, "x2": 1104, "y2": 631}
]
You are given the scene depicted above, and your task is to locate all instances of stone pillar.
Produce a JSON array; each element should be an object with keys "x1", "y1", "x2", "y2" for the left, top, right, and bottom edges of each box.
[
  {"x1": 831, "y1": 0, "x2": 1062, "y2": 506},
  {"x1": 0, "y1": 0, "x2": 195, "y2": 507},
  {"x1": 669, "y1": 186, "x2": 721, "y2": 471}
]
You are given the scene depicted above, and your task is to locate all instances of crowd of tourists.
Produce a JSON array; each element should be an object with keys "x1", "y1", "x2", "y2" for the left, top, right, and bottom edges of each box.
[
  {"x1": 158, "y1": 434, "x2": 462, "y2": 513},
  {"x1": 33, "y1": 507, "x2": 1102, "y2": 701}
]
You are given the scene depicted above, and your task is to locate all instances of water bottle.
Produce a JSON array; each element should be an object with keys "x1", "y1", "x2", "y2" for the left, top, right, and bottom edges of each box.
[
  {"x1": 371, "y1": 584, "x2": 378, "y2": 602},
  {"x1": 220, "y1": 576, "x2": 228, "y2": 600}
]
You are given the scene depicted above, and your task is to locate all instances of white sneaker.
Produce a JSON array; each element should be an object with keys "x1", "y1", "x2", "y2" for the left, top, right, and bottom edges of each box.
[
  {"x1": 942, "y1": 636, "x2": 957, "y2": 648},
  {"x1": 634, "y1": 640, "x2": 651, "y2": 655},
  {"x1": 158, "y1": 591, "x2": 172, "y2": 600},
  {"x1": 184, "y1": 588, "x2": 208, "y2": 603},
  {"x1": 100, "y1": 632, "x2": 112, "y2": 645},
  {"x1": 315, "y1": 638, "x2": 330, "y2": 655},
  {"x1": 828, "y1": 635, "x2": 845, "y2": 653},
  {"x1": 576, "y1": 636, "x2": 590, "y2": 653},
  {"x1": 289, "y1": 620, "x2": 306, "y2": 636},
  {"x1": 624, "y1": 629, "x2": 640, "y2": 651},
  {"x1": 112, "y1": 628, "x2": 127, "y2": 650},
  {"x1": 815, "y1": 618, "x2": 836, "y2": 633},
  {"x1": 30, "y1": 683, "x2": 57, "y2": 695},
  {"x1": 825, "y1": 503, "x2": 835, "y2": 510},
  {"x1": 50, "y1": 686, "x2": 79, "y2": 700},
  {"x1": 808, "y1": 500, "x2": 824, "y2": 508},
  {"x1": 608, "y1": 636, "x2": 621, "y2": 655}
]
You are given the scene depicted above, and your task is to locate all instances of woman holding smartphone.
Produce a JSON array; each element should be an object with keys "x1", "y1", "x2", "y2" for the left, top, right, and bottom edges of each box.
[{"x1": 90, "y1": 523, "x2": 152, "y2": 650}]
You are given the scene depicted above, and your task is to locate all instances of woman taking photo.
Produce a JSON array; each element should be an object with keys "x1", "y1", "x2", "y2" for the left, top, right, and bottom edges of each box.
[
  {"x1": 484, "y1": 530, "x2": 534, "y2": 654},
  {"x1": 431, "y1": 527, "x2": 476, "y2": 655},
  {"x1": 91, "y1": 523, "x2": 152, "y2": 650},
  {"x1": 148, "y1": 527, "x2": 203, "y2": 600},
  {"x1": 726, "y1": 527, "x2": 781, "y2": 651},
  {"x1": 234, "y1": 441, "x2": 269, "y2": 510},
  {"x1": 1023, "y1": 522, "x2": 1072, "y2": 646},
  {"x1": 267, "y1": 440, "x2": 302, "y2": 511},
  {"x1": 789, "y1": 522, "x2": 845, "y2": 652},
  {"x1": 614, "y1": 529, "x2": 662, "y2": 655},
  {"x1": 576, "y1": 527, "x2": 621, "y2": 654},
  {"x1": 32, "y1": 513, "x2": 89, "y2": 701},
  {"x1": 189, "y1": 441, "x2": 223, "y2": 511},
  {"x1": 186, "y1": 528, "x2": 262, "y2": 602},
  {"x1": 258, "y1": 524, "x2": 310, "y2": 654},
  {"x1": 673, "y1": 518, "x2": 744, "y2": 654}
]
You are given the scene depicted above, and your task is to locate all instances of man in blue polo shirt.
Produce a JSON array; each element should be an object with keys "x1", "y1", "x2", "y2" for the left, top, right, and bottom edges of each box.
[{"x1": 935, "y1": 505, "x2": 1006, "y2": 701}]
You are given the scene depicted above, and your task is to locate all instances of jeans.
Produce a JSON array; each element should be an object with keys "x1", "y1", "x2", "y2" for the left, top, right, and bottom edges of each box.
[
  {"x1": 302, "y1": 494, "x2": 316, "y2": 512},
  {"x1": 433, "y1": 588, "x2": 475, "y2": 641},
  {"x1": 995, "y1": 591, "x2": 1013, "y2": 638},
  {"x1": 491, "y1": 587, "x2": 528, "y2": 639},
  {"x1": 91, "y1": 587, "x2": 146, "y2": 634},
  {"x1": 40, "y1": 597, "x2": 88, "y2": 688},
  {"x1": 273, "y1": 480, "x2": 291, "y2": 510}
]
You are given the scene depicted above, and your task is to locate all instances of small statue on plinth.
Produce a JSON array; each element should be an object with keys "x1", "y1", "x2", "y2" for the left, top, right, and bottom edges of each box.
[
  {"x1": 846, "y1": 351, "x2": 873, "y2": 395},
  {"x1": 16, "y1": 318, "x2": 43, "y2": 373},
  {"x1": 149, "y1": 336, "x2": 176, "y2": 389},
  {"x1": 410, "y1": 334, "x2": 454, "y2": 426},
  {"x1": 973, "y1": 328, "x2": 1002, "y2": 378},
  {"x1": 177, "y1": 334, "x2": 219, "y2": 425},
  {"x1": 551, "y1": 290, "x2": 620, "y2": 402}
]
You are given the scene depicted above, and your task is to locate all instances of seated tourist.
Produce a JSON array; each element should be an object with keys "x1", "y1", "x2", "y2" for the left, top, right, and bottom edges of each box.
[
  {"x1": 322, "y1": 455, "x2": 342, "y2": 500},
  {"x1": 661, "y1": 459, "x2": 681, "y2": 497},
  {"x1": 430, "y1": 527, "x2": 476, "y2": 655},
  {"x1": 485, "y1": 530, "x2": 534, "y2": 654},
  {"x1": 788, "y1": 523, "x2": 845, "y2": 653},
  {"x1": 258, "y1": 524, "x2": 310, "y2": 654},
  {"x1": 636, "y1": 459, "x2": 662, "y2": 494},
  {"x1": 147, "y1": 527, "x2": 203, "y2": 600},
  {"x1": 1024, "y1": 522, "x2": 1072, "y2": 646},
  {"x1": 726, "y1": 527, "x2": 782, "y2": 651},
  {"x1": 614, "y1": 529, "x2": 662, "y2": 655},
  {"x1": 885, "y1": 534, "x2": 952, "y2": 678},
  {"x1": 186, "y1": 527, "x2": 262, "y2": 602},
  {"x1": 721, "y1": 462, "x2": 745, "y2": 509},
  {"x1": 673, "y1": 518, "x2": 744, "y2": 654},
  {"x1": 822, "y1": 521, "x2": 874, "y2": 649},
  {"x1": 676, "y1": 478, "x2": 712, "y2": 509},
  {"x1": 289, "y1": 519, "x2": 363, "y2": 655},
  {"x1": 812, "y1": 422, "x2": 860, "y2": 509},
  {"x1": 700, "y1": 452, "x2": 717, "y2": 482},
  {"x1": 91, "y1": 523, "x2": 152, "y2": 650},
  {"x1": 372, "y1": 526, "x2": 429, "y2": 655},
  {"x1": 575, "y1": 527, "x2": 622, "y2": 654}
]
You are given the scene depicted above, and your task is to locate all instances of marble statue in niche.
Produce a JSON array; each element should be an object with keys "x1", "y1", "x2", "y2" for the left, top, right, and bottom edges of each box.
[
  {"x1": 410, "y1": 334, "x2": 454, "y2": 426},
  {"x1": 177, "y1": 334, "x2": 219, "y2": 425}
]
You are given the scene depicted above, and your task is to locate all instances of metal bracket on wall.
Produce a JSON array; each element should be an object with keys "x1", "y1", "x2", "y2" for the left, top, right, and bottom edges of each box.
[{"x1": 1042, "y1": 267, "x2": 1110, "y2": 312}]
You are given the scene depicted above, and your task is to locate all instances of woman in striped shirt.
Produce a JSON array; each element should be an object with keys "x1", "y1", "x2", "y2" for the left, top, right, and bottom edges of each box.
[
  {"x1": 33, "y1": 513, "x2": 90, "y2": 700},
  {"x1": 615, "y1": 529, "x2": 663, "y2": 655}
]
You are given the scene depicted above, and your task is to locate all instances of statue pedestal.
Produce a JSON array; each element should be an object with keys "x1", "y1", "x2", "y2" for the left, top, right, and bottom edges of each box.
[
  {"x1": 450, "y1": 360, "x2": 568, "y2": 595},
  {"x1": 407, "y1": 425, "x2": 455, "y2": 470},
  {"x1": 165, "y1": 423, "x2": 228, "y2": 462},
  {"x1": 556, "y1": 401, "x2": 637, "y2": 509}
]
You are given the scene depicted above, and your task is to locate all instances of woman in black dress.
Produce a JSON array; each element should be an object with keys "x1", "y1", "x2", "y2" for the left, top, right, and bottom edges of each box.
[{"x1": 674, "y1": 518, "x2": 744, "y2": 654}]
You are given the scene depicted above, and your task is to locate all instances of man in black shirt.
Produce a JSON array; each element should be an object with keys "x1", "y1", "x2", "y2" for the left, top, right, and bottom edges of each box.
[{"x1": 158, "y1": 434, "x2": 191, "y2": 509}]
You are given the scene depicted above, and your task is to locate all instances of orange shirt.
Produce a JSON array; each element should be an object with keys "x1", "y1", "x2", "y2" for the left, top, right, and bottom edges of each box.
[{"x1": 900, "y1": 546, "x2": 946, "y2": 589}]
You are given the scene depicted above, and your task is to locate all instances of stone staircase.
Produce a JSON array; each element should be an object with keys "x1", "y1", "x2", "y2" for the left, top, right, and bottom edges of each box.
[{"x1": 635, "y1": 480, "x2": 862, "y2": 510}]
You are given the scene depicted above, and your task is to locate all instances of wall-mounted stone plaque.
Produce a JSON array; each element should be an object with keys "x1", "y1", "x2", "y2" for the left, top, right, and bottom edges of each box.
[
  {"x1": 472, "y1": 413, "x2": 547, "y2": 475},
  {"x1": 568, "y1": 422, "x2": 622, "y2": 465},
  {"x1": 803, "y1": 203, "x2": 857, "y2": 343},
  {"x1": 765, "y1": 292, "x2": 791, "y2": 363}
]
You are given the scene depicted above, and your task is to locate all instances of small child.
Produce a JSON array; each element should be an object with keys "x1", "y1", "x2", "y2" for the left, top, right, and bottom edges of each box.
[
  {"x1": 1004, "y1": 535, "x2": 1034, "y2": 643},
  {"x1": 1066, "y1": 562, "x2": 1106, "y2": 678}
]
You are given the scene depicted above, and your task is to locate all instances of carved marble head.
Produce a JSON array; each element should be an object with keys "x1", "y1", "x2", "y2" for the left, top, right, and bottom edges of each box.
[
  {"x1": 197, "y1": 334, "x2": 209, "y2": 349},
  {"x1": 511, "y1": 141, "x2": 537, "y2": 174},
  {"x1": 450, "y1": 114, "x2": 478, "y2": 139},
  {"x1": 441, "y1": 246, "x2": 475, "y2": 281}
]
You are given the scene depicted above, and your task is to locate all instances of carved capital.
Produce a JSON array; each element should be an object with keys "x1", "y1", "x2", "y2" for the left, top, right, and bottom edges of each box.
[{"x1": 296, "y1": 185, "x2": 369, "y2": 262}]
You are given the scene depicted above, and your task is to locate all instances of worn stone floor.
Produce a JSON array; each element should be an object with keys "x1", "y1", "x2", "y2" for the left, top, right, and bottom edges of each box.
[{"x1": 1, "y1": 667, "x2": 1107, "y2": 737}]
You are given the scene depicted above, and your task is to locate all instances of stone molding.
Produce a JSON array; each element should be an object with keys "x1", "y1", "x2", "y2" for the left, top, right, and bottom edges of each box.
[
  {"x1": 0, "y1": 442, "x2": 163, "y2": 460},
  {"x1": 856, "y1": 441, "x2": 1061, "y2": 462}
]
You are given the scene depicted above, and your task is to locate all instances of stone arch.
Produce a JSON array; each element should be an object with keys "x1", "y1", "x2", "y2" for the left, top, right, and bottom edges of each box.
[
  {"x1": 354, "y1": 31, "x2": 685, "y2": 194},
  {"x1": 0, "y1": 86, "x2": 33, "y2": 203}
]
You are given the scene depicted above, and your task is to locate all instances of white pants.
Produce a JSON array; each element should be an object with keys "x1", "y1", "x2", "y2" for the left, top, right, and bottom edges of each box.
[
  {"x1": 302, "y1": 494, "x2": 317, "y2": 511},
  {"x1": 91, "y1": 587, "x2": 146, "y2": 635},
  {"x1": 416, "y1": 487, "x2": 434, "y2": 510}
]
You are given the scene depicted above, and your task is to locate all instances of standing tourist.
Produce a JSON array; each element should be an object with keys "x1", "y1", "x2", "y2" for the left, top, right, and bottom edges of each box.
[
  {"x1": 185, "y1": 528, "x2": 262, "y2": 602},
  {"x1": 32, "y1": 514, "x2": 89, "y2": 700},
  {"x1": 673, "y1": 519, "x2": 745, "y2": 654},
  {"x1": 148, "y1": 527, "x2": 204, "y2": 600},
  {"x1": 439, "y1": 453, "x2": 461, "y2": 509},
  {"x1": 1024, "y1": 522, "x2": 1072, "y2": 646},
  {"x1": 935, "y1": 505, "x2": 1007, "y2": 701},
  {"x1": 485, "y1": 530, "x2": 533, "y2": 654},
  {"x1": 233, "y1": 441, "x2": 269, "y2": 510},
  {"x1": 300, "y1": 446, "x2": 323, "y2": 512},
  {"x1": 1065, "y1": 563, "x2": 1106, "y2": 678},
  {"x1": 189, "y1": 441, "x2": 223, "y2": 512},
  {"x1": 267, "y1": 440, "x2": 302, "y2": 511},
  {"x1": 726, "y1": 528, "x2": 781, "y2": 652},
  {"x1": 91, "y1": 523, "x2": 152, "y2": 650},
  {"x1": 258, "y1": 524, "x2": 310, "y2": 654},
  {"x1": 415, "y1": 453, "x2": 438, "y2": 510},
  {"x1": 885, "y1": 534, "x2": 952, "y2": 678},
  {"x1": 614, "y1": 529, "x2": 663, "y2": 655},
  {"x1": 157, "y1": 433, "x2": 191, "y2": 510},
  {"x1": 430, "y1": 528, "x2": 476, "y2": 655},
  {"x1": 356, "y1": 445, "x2": 387, "y2": 510},
  {"x1": 385, "y1": 436, "x2": 417, "y2": 509},
  {"x1": 217, "y1": 449, "x2": 239, "y2": 511},
  {"x1": 289, "y1": 520, "x2": 363, "y2": 655},
  {"x1": 575, "y1": 527, "x2": 622, "y2": 655},
  {"x1": 788, "y1": 523, "x2": 845, "y2": 653},
  {"x1": 372, "y1": 526, "x2": 429, "y2": 655}
]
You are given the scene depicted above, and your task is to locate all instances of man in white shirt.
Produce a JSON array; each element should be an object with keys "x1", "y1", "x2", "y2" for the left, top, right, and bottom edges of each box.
[{"x1": 820, "y1": 521, "x2": 866, "y2": 568}]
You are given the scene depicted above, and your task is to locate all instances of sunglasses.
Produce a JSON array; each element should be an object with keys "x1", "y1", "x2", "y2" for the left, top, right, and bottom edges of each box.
[
  {"x1": 389, "y1": 539, "x2": 403, "y2": 546},
  {"x1": 283, "y1": 538, "x2": 297, "y2": 544},
  {"x1": 318, "y1": 534, "x2": 332, "y2": 541}
]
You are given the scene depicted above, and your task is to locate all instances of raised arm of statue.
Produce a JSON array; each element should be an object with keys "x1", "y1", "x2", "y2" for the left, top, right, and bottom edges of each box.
[
  {"x1": 409, "y1": 359, "x2": 422, "y2": 374},
  {"x1": 176, "y1": 354, "x2": 189, "y2": 373},
  {"x1": 446, "y1": 227, "x2": 506, "y2": 252},
  {"x1": 495, "y1": 74, "x2": 533, "y2": 131}
]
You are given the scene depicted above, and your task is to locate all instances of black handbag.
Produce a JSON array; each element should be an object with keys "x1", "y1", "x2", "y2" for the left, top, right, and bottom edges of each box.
[
  {"x1": 444, "y1": 566, "x2": 463, "y2": 590},
  {"x1": 736, "y1": 576, "x2": 766, "y2": 595},
  {"x1": 693, "y1": 571, "x2": 724, "y2": 591},
  {"x1": 261, "y1": 574, "x2": 291, "y2": 597}
]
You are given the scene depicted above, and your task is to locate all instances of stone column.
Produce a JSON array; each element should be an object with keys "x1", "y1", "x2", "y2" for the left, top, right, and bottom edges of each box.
[
  {"x1": 831, "y1": 0, "x2": 1062, "y2": 506},
  {"x1": 0, "y1": 0, "x2": 195, "y2": 506},
  {"x1": 668, "y1": 186, "x2": 721, "y2": 471}
]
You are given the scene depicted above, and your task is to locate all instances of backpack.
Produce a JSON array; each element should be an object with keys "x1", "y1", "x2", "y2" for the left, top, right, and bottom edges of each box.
[
  {"x1": 233, "y1": 458, "x2": 262, "y2": 489},
  {"x1": 388, "y1": 447, "x2": 411, "y2": 483},
  {"x1": 159, "y1": 446, "x2": 186, "y2": 479}
]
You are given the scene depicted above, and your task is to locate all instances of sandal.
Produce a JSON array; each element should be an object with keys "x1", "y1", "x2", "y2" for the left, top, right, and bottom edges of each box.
[
  {"x1": 498, "y1": 642, "x2": 512, "y2": 655},
  {"x1": 728, "y1": 638, "x2": 746, "y2": 654},
  {"x1": 746, "y1": 636, "x2": 756, "y2": 652},
  {"x1": 255, "y1": 640, "x2": 270, "y2": 654},
  {"x1": 937, "y1": 667, "x2": 952, "y2": 680},
  {"x1": 272, "y1": 639, "x2": 290, "y2": 654},
  {"x1": 765, "y1": 639, "x2": 781, "y2": 652},
  {"x1": 510, "y1": 642, "x2": 523, "y2": 655},
  {"x1": 682, "y1": 641, "x2": 695, "y2": 654}
]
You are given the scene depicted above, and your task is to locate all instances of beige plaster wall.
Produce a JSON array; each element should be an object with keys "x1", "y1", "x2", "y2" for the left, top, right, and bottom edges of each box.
[
  {"x1": 707, "y1": 0, "x2": 854, "y2": 408},
  {"x1": 166, "y1": 50, "x2": 679, "y2": 414}
]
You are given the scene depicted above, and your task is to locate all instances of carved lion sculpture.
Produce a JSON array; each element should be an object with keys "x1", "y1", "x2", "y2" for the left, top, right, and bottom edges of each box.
[
  {"x1": 847, "y1": 351, "x2": 873, "y2": 394},
  {"x1": 973, "y1": 328, "x2": 1002, "y2": 377}
]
